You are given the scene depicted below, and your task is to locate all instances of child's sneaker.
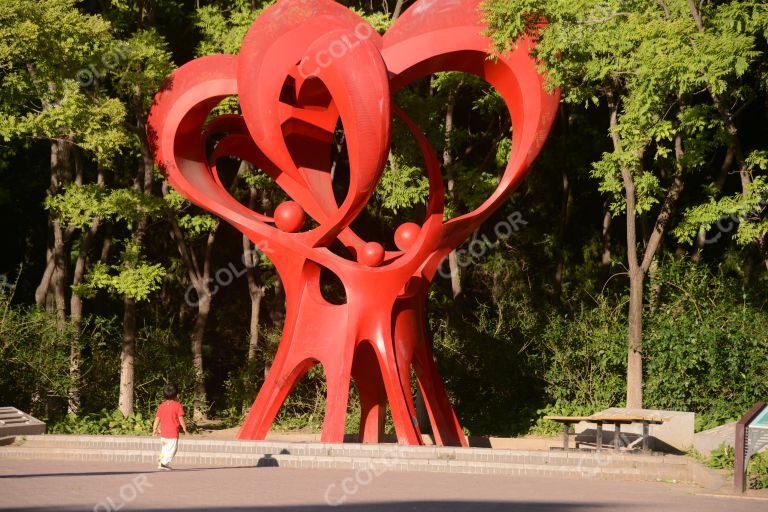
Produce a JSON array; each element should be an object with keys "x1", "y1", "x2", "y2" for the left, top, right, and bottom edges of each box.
[{"x1": 158, "y1": 463, "x2": 171, "y2": 471}]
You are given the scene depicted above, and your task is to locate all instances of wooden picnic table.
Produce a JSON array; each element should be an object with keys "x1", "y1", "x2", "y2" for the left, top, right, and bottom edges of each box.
[{"x1": 544, "y1": 415, "x2": 669, "y2": 453}]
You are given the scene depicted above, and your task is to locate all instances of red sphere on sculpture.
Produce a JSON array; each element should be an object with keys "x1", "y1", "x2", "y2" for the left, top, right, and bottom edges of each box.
[
  {"x1": 273, "y1": 201, "x2": 306, "y2": 232},
  {"x1": 394, "y1": 222, "x2": 421, "y2": 251},
  {"x1": 358, "y1": 242, "x2": 385, "y2": 267}
]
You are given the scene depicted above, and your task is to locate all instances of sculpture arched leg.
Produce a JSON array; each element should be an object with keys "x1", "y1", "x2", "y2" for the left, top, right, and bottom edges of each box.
[
  {"x1": 240, "y1": 260, "x2": 351, "y2": 441},
  {"x1": 413, "y1": 343, "x2": 467, "y2": 447},
  {"x1": 392, "y1": 290, "x2": 467, "y2": 447},
  {"x1": 319, "y1": 352, "x2": 355, "y2": 443},
  {"x1": 372, "y1": 333, "x2": 423, "y2": 445},
  {"x1": 238, "y1": 355, "x2": 316, "y2": 440},
  {"x1": 237, "y1": 278, "x2": 306, "y2": 440},
  {"x1": 352, "y1": 341, "x2": 388, "y2": 443}
]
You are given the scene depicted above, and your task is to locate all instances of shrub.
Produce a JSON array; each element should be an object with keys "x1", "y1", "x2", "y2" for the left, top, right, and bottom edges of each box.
[
  {"x1": 644, "y1": 260, "x2": 768, "y2": 431},
  {"x1": 49, "y1": 409, "x2": 152, "y2": 435}
]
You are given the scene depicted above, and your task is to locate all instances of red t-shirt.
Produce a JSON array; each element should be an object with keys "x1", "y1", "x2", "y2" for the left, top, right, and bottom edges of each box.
[{"x1": 155, "y1": 400, "x2": 184, "y2": 438}]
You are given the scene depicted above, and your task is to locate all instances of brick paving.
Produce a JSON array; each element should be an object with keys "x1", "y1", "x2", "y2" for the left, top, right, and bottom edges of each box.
[{"x1": 0, "y1": 459, "x2": 765, "y2": 512}]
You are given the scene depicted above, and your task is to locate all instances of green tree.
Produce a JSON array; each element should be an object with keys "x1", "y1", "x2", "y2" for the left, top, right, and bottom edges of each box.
[
  {"x1": 0, "y1": 0, "x2": 129, "y2": 412},
  {"x1": 484, "y1": 0, "x2": 767, "y2": 407}
]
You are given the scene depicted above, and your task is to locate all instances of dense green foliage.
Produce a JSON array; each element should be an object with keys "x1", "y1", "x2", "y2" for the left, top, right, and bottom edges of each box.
[
  {"x1": 0, "y1": 0, "x2": 766, "y2": 466},
  {"x1": 49, "y1": 409, "x2": 153, "y2": 435}
]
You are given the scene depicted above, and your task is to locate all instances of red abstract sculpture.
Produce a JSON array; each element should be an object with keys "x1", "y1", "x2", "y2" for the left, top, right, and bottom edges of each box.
[{"x1": 148, "y1": 0, "x2": 559, "y2": 446}]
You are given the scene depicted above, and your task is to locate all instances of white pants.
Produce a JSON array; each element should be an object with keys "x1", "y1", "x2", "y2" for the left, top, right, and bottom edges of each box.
[{"x1": 159, "y1": 437, "x2": 178, "y2": 465}]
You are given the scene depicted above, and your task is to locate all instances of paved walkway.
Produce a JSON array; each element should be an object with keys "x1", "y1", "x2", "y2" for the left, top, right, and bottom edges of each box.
[{"x1": 0, "y1": 459, "x2": 765, "y2": 512}]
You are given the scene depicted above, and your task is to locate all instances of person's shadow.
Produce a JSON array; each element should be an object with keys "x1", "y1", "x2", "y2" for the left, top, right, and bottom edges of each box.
[{"x1": 256, "y1": 449, "x2": 289, "y2": 468}]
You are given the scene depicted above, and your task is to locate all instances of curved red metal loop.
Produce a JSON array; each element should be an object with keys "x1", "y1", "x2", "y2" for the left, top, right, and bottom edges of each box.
[{"x1": 148, "y1": 0, "x2": 559, "y2": 446}]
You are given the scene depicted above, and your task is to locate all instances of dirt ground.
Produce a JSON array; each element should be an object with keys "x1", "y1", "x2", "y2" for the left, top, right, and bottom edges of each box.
[{"x1": 191, "y1": 422, "x2": 561, "y2": 450}]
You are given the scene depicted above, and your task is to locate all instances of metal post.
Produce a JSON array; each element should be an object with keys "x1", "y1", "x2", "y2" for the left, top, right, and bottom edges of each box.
[
  {"x1": 613, "y1": 423, "x2": 621, "y2": 451},
  {"x1": 734, "y1": 401, "x2": 765, "y2": 494},
  {"x1": 642, "y1": 421, "x2": 650, "y2": 453},
  {"x1": 735, "y1": 421, "x2": 748, "y2": 493},
  {"x1": 562, "y1": 423, "x2": 569, "y2": 451},
  {"x1": 596, "y1": 422, "x2": 603, "y2": 451}
]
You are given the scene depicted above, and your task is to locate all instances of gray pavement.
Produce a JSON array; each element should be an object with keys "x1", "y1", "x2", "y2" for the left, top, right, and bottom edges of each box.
[{"x1": 0, "y1": 459, "x2": 765, "y2": 512}]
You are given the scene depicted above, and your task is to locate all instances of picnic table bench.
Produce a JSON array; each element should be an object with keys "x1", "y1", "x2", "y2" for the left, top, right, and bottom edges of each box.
[{"x1": 544, "y1": 415, "x2": 669, "y2": 453}]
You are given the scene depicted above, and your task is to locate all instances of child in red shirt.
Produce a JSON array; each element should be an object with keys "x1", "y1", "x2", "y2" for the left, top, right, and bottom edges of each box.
[{"x1": 152, "y1": 383, "x2": 187, "y2": 470}]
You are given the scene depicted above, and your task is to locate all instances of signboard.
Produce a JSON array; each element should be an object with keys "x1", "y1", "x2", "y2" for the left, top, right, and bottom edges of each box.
[
  {"x1": 735, "y1": 401, "x2": 767, "y2": 493},
  {"x1": 751, "y1": 407, "x2": 768, "y2": 429}
]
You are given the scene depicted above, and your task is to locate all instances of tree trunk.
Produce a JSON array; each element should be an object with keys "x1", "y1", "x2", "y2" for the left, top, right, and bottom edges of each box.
[
  {"x1": 67, "y1": 329, "x2": 82, "y2": 414},
  {"x1": 443, "y1": 85, "x2": 462, "y2": 298},
  {"x1": 621, "y1": 162, "x2": 644, "y2": 409},
  {"x1": 35, "y1": 250, "x2": 55, "y2": 308},
  {"x1": 244, "y1": 237, "x2": 264, "y2": 361},
  {"x1": 447, "y1": 251, "x2": 461, "y2": 299},
  {"x1": 118, "y1": 216, "x2": 147, "y2": 419},
  {"x1": 392, "y1": 0, "x2": 407, "y2": 19},
  {"x1": 266, "y1": 275, "x2": 286, "y2": 378},
  {"x1": 270, "y1": 276, "x2": 285, "y2": 327},
  {"x1": 607, "y1": 91, "x2": 644, "y2": 408},
  {"x1": 647, "y1": 258, "x2": 661, "y2": 314},
  {"x1": 191, "y1": 292, "x2": 211, "y2": 420},
  {"x1": 67, "y1": 217, "x2": 99, "y2": 414},
  {"x1": 620, "y1": 163, "x2": 685, "y2": 410},
  {"x1": 626, "y1": 267, "x2": 644, "y2": 408},
  {"x1": 51, "y1": 220, "x2": 68, "y2": 331},
  {"x1": 553, "y1": 170, "x2": 573, "y2": 300},
  {"x1": 244, "y1": 187, "x2": 265, "y2": 361},
  {"x1": 330, "y1": 133, "x2": 346, "y2": 183},
  {"x1": 170, "y1": 220, "x2": 214, "y2": 421},
  {"x1": 49, "y1": 141, "x2": 73, "y2": 331},
  {"x1": 116, "y1": 93, "x2": 157, "y2": 418},
  {"x1": 618, "y1": 116, "x2": 686, "y2": 408},
  {"x1": 60, "y1": 144, "x2": 89, "y2": 413},
  {"x1": 67, "y1": 165, "x2": 104, "y2": 414},
  {"x1": 165, "y1": 199, "x2": 216, "y2": 421},
  {"x1": 247, "y1": 280, "x2": 263, "y2": 361},
  {"x1": 38, "y1": 140, "x2": 69, "y2": 310},
  {"x1": 119, "y1": 295, "x2": 136, "y2": 417},
  {"x1": 600, "y1": 204, "x2": 612, "y2": 274},
  {"x1": 162, "y1": 155, "x2": 243, "y2": 420},
  {"x1": 193, "y1": 225, "x2": 219, "y2": 421}
]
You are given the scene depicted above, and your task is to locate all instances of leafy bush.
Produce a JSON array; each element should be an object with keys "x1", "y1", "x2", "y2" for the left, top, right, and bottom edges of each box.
[
  {"x1": 644, "y1": 260, "x2": 768, "y2": 431},
  {"x1": 131, "y1": 323, "x2": 198, "y2": 419},
  {"x1": 528, "y1": 260, "x2": 768, "y2": 436},
  {"x1": 0, "y1": 288, "x2": 199, "y2": 425},
  {"x1": 49, "y1": 409, "x2": 152, "y2": 435},
  {"x1": 750, "y1": 452, "x2": 768, "y2": 490},
  {"x1": 271, "y1": 365, "x2": 327, "y2": 432},
  {"x1": 220, "y1": 327, "x2": 282, "y2": 417},
  {"x1": 430, "y1": 250, "x2": 550, "y2": 436},
  {"x1": 0, "y1": 295, "x2": 76, "y2": 417},
  {"x1": 706, "y1": 443, "x2": 735, "y2": 470},
  {"x1": 529, "y1": 297, "x2": 627, "y2": 435}
]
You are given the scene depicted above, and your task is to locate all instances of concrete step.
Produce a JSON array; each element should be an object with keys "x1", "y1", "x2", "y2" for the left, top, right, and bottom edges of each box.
[
  {"x1": 2, "y1": 434, "x2": 723, "y2": 486},
  {"x1": 15, "y1": 435, "x2": 685, "y2": 469},
  {"x1": 0, "y1": 445, "x2": 695, "y2": 483}
]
